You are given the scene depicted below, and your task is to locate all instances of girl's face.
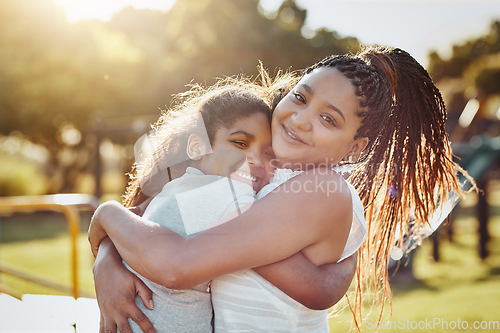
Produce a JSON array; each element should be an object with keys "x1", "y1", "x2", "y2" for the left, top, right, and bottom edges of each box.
[
  {"x1": 200, "y1": 112, "x2": 274, "y2": 192},
  {"x1": 271, "y1": 67, "x2": 368, "y2": 170}
]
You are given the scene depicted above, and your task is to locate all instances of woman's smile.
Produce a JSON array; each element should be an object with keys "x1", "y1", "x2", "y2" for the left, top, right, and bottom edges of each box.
[{"x1": 280, "y1": 123, "x2": 308, "y2": 145}]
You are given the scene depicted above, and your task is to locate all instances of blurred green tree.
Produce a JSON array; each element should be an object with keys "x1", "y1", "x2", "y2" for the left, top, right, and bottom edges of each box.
[
  {"x1": 428, "y1": 20, "x2": 500, "y2": 82},
  {"x1": 428, "y1": 20, "x2": 500, "y2": 140},
  {"x1": 0, "y1": 0, "x2": 360, "y2": 195}
]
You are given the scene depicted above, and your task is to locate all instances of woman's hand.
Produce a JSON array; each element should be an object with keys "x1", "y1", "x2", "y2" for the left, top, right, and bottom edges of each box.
[
  {"x1": 128, "y1": 196, "x2": 153, "y2": 217},
  {"x1": 89, "y1": 201, "x2": 121, "y2": 257},
  {"x1": 94, "y1": 237, "x2": 156, "y2": 333}
]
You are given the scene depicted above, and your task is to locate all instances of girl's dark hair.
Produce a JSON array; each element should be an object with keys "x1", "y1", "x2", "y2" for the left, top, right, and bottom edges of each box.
[
  {"x1": 122, "y1": 83, "x2": 271, "y2": 208},
  {"x1": 304, "y1": 46, "x2": 475, "y2": 327}
]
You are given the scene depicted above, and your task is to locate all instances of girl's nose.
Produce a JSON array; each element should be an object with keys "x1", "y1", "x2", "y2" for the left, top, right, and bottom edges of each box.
[
  {"x1": 291, "y1": 109, "x2": 312, "y2": 131},
  {"x1": 246, "y1": 148, "x2": 264, "y2": 168}
]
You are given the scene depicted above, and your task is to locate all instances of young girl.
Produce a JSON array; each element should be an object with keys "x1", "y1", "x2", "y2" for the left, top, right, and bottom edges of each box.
[
  {"x1": 121, "y1": 86, "x2": 276, "y2": 332},
  {"x1": 90, "y1": 46, "x2": 473, "y2": 331}
]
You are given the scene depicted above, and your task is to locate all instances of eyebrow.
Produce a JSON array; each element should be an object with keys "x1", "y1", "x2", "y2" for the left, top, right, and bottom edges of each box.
[
  {"x1": 300, "y1": 83, "x2": 346, "y2": 123},
  {"x1": 229, "y1": 130, "x2": 254, "y2": 139}
]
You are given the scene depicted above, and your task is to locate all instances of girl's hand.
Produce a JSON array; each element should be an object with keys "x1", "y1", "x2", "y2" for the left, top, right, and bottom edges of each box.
[{"x1": 94, "y1": 238, "x2": 156, "y2": 333}]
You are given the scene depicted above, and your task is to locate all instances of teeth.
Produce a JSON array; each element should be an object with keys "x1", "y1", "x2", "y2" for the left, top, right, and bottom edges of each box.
[
  {"x1": 236, "y1": 171, "x2": 256, "y2": 182},
  {"x1": 287, "y1": 129, "x2": 297, "y2": 139}
]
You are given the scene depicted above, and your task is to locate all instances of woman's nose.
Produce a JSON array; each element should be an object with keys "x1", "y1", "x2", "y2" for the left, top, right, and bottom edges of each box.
[{"x1": 291, "y1": 109, "x2": 312, "y2": 131}]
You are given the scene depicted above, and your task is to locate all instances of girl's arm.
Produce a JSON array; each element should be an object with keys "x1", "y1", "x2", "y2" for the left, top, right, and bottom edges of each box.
[
  {"x1": 93, "y1": 237, "x2": 156, "y2": 333},
  {"x1": 254, "y1": 251, "x2": 357, "y2": 310},
  {"x1": 90, "y1": 170, "x2": 353, "y2": 290}
]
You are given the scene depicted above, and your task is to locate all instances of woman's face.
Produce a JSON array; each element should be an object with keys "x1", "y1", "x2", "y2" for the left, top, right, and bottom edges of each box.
[
  {"x1": 200, "y1": 112, "x2": 274, "y2": 192},
  {"x1": 271, "y1": 67, "x2": 368, "y2": 170}
]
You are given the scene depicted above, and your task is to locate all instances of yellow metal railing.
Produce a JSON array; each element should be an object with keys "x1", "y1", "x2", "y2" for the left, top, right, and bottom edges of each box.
[{"x1": 0, "y1": 194, "x2": 99, "y2": 298}]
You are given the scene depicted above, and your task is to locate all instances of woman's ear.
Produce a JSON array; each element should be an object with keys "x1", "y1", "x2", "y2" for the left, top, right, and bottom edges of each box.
[
  {"x1": 186, "y1": 134, "x2": 210, "y2": 160},
  {"x1": 347, "y1": 137, "x2": 369, "y2": 161}
]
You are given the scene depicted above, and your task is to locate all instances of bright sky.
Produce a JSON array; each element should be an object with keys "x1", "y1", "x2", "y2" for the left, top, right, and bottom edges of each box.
[{"x1": 54, "y1": 0, "x2": 500, "y2": 66}]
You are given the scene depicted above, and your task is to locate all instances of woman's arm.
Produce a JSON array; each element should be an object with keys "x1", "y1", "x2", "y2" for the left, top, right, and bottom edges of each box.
[
  {"x1": 90, "y1": 170, "x2": 353, "y2": 290},
  {"x1": 253, "y1": 251, "x2": 357, "y2": 310}
]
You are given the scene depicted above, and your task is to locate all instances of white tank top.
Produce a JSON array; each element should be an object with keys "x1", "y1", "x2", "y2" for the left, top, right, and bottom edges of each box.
[{"x1": 211, "y1": 169, "x2": 367, "y2": 332}]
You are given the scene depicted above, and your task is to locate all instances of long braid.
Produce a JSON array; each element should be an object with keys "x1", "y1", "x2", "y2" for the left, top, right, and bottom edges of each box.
[{"x1": 306, "y1": 46, "x2": 475, "y2": 328}]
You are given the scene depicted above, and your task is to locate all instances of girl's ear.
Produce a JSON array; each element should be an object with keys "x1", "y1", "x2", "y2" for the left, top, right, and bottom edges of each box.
[
  {"x1": 347, "y1": 137, "x2": 369, "y2": 161},
  {"x1": 186, "y1": 134, "x2": 210, "y2": 160}
]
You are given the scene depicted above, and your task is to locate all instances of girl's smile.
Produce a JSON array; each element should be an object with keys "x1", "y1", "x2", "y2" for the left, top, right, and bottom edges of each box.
[{"x1": 200, "y1": 113, "x2": 274, "y2": 192}]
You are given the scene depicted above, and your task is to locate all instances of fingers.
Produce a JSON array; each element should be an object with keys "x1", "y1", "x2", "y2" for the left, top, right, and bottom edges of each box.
[
  {"x1": 91, "y1": 243, "x2": 99, "y2": 258},
  {"x1": 128, "y1": 206, "x2": 141, "y2": 216},
  {"x1": 116, "y1": 319, "x2": 133, "y2": 333},
  {"x1": 102, "y1": 315, "x2": 132, "y2": 333},
  {"x1": 88, "y1": 222, "x2": 102, "y2": 257},
  {"x1": 95, "y1": 273, "x2": 155, "y2": 332},
  {"x1": 135, "y1": 279, "x2": 154, "y2": 310},
  {"x1": 100, "y1": 306, "x2": 153, "y2": 333},
  {"x1": 129, "y1": 309, "x2": 156, "y2": 333},
  {"x1": 99, "y1": 310, "x2": 117, "y2": 333},
  {"x1": 136, "y1": 197, "x2": 153, "y2": 217}
]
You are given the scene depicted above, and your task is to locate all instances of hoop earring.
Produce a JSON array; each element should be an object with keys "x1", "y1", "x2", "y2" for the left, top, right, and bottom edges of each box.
[{"x1": 332, "y1": 156, "x2": 355, "y2": 176}]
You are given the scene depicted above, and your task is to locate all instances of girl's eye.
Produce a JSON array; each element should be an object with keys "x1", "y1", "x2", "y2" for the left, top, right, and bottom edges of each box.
[
  {"x1": 321, "y1": 114, "x2": 337, "y2": 127},
  {"x1": 293, "y1": 92, "x2": 305, "y2": 103},
  {"x1": 232, "y1": 141, "x2": 248, "y2": 148}
]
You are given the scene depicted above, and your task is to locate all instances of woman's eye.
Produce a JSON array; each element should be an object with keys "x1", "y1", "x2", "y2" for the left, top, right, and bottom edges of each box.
[
  {"x1": 293, "y1": 92, "x2": 305, "y2": 103},
  {"x1": 321, "y1": 114, "x2": 336, "y2": 126}
]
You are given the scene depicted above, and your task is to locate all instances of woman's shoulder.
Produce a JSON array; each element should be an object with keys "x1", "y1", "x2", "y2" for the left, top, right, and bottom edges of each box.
[
  {"x1": 278, "y1": 167, "x2": 352, "y2": 208},
  {"x1": 298, "y1": 166, "x2": 351, "y2": 193}
]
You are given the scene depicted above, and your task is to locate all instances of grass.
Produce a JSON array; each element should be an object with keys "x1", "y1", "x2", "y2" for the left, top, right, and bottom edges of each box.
[
  {"x1": 0, "y1": 212, "x2": 96, "y2": 297},
  {"x1": 0, "y1": 181, "x2": 499, "y2": 332}
]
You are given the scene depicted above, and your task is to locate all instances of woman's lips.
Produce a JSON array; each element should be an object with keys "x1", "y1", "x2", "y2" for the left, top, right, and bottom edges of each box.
[{"x1": 282, "y1": 124, "x2": 307, "y2": 145}]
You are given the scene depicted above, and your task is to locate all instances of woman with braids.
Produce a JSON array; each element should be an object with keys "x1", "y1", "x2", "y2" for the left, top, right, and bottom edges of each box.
[
  {"x1": 93, "y1": 78, "x2": 359, "y2": 333},
  {"x1": 90, "y1": 46, "x2": 472, "y2": 332}
]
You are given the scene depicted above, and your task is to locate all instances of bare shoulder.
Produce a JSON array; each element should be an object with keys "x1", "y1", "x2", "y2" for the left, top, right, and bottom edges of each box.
[
  {"x1": 274, "y1": 167, "x2": 353, "y2": 220},
  {"x1": 291, "y1": 167, "x2": 354, "y2": 264},
  {"x1": 289, "y1": 167, "x2": 351, "y2": 200}
]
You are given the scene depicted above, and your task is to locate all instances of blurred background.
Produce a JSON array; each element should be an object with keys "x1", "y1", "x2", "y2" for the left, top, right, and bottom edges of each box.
[{"x1": 0, "y1": 0, "x2": 499, "y2": 331}]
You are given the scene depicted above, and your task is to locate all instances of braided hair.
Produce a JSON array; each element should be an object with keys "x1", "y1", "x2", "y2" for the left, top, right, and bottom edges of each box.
[{"x1": 304, "y1": 46, "x2": 475, "y2": 327}]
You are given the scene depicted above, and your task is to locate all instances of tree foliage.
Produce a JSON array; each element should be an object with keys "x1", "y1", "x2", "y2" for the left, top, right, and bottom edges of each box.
[
  {"x1": 428, "y1": 20, "x2": 500, "y2": 93},
  {"x1": 0, "y1": 0, "x2": 360, "y2": 194},
  {"x1": 428, "y1": 21, "x2": 500, "y2": 141},
  {"x1": 0, "y1": 0, "x2": 360, "y2": 143}
]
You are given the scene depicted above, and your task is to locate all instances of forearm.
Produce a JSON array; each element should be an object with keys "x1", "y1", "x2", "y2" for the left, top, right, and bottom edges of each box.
[
  {"x1": 94, "y1": 237, "x2": 122, "y2": 273},
  {"x1": 94, "y1": 201, "x2": 187, "y2": 288},
  {"x1": 91, "y1": 172, "x2": 351, "y2": 290},
  {"x1": 253, "y1": 252, "x2": 357, "y2": 310}
]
